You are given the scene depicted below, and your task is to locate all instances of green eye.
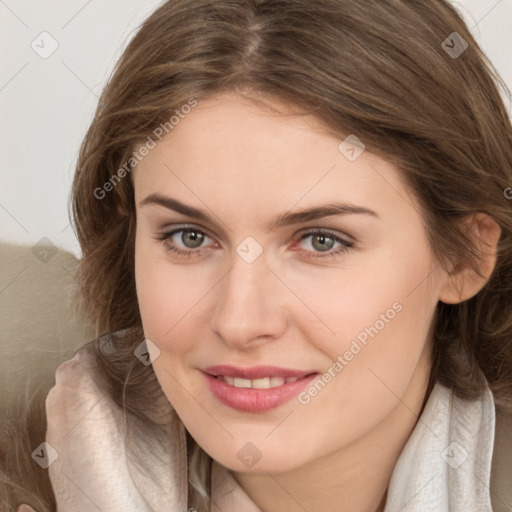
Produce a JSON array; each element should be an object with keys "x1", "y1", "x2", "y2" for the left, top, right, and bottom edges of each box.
[
  {"x1": 298, "y1": 230, "x2": 352, "y2": 258},
  {"x1": 156, "y1": 226, "x2": 353, "y2": 261},
  {"x1": 180, "y1": 229, "x2": 205, "y2": 248},
  {"x1": 156, "y1": 226, "x2": 212, "y2": 257},
  {"x1": 310, "y1": 233, "x2": 336, "y2": 252}
]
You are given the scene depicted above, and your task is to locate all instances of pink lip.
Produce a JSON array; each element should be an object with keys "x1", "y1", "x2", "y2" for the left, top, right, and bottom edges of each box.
[{"x1": 202, "y1": 365, "x2": 318, "y2": 413}]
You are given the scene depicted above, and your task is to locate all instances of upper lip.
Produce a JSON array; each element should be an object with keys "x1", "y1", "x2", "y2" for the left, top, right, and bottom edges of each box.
[{"x1": 202, "y1": 365, "x2": 317, "y2": 379}]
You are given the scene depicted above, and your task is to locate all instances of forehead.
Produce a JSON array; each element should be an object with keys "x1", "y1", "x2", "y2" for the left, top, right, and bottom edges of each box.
[{"x1": 132, "y1": 93, "x2": 417, "y2": 222}]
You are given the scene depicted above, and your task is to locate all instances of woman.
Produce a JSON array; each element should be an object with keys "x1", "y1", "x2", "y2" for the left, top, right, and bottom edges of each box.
[{"x1": 6, "y1": 0, "x2": 512, "y2": 510}]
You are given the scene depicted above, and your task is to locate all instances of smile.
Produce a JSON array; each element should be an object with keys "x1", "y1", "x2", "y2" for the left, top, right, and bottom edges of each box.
[
  {"x1": 215, "y1": 375, "x2": 300, "y2": 388},
  {"x1": 202, "y1": 365, "x2": 319, "y2": 412}
]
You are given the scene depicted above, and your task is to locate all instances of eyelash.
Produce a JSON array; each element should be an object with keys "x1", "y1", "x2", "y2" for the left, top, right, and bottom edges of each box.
[{"x1": 155, "y1": 225, "x2": 353, "y2": 260}]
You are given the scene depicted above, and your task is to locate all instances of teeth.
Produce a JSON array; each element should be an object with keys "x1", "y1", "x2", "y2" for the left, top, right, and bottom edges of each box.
[
  {"x1": 252, "y1": 378, "x2": 271, "y2": 389},
  {"x1": 269, "y1": 377, "x2": 285, "y2": 387},
  {"x1": 233, "y1": 378, "x2": 252, "y2": 388},
  {"x1": 219, "y1": 376, "x2": 301, "y2": 388}
]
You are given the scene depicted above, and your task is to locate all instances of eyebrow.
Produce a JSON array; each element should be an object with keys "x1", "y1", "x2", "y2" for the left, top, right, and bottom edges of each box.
[{"x1": 138, "y1": 193, "x2": 379, "y2": 229}]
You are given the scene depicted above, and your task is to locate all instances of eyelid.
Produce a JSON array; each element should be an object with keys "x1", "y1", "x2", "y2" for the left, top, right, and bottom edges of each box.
[
  {"x1": 156, "y1": 223, "x2": 354, "y2": 261},
  {"x1": 158, "y1": 223, "x2": 354, "y2": 244},
  {"x1": 293, "y1": 228, "x2": 353, "y2": 259},
  {"x1": 158, "y1": 223, "x2": 218, "y2": 242},
  {"x1": 296, "y1": 226, "x2": 354, "y2": 244}
]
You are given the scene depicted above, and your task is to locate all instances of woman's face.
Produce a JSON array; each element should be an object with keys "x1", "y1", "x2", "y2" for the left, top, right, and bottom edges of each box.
[{"x1": 133, "y1": 92, "x2": 446, "y2": 473}]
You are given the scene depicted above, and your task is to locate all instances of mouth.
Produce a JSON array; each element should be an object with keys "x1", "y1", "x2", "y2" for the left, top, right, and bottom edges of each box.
[
  {"x1": 202, "y1": 364, "x2": 317, "y2": 379},
  {"x1": 201, "y1": 365, "x2": 319, "y2": 412},
  {"x1": 213, "y1": 375, "x2": 306, "y2": 389}
]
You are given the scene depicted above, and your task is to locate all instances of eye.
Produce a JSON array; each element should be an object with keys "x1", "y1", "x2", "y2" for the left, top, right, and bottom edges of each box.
[
  {"x1": 155, "y1": 226, "x2": 353, "y2": 261},
  {"x1": 155, "y1": 226, "x2": 215, "y2": 257},
  {"x1": 296, "y1": 229, "x2": 353, "y2": 259}
]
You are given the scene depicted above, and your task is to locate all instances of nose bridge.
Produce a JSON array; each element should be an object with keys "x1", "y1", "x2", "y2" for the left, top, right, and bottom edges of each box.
[{"x1": 213, "y1": 249, "x2": 286, "y2": 346}]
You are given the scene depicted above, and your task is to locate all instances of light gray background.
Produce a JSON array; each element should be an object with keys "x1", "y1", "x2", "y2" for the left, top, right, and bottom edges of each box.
[{"x1": 1, "y1": 0, "x2": 511, "y2": 259}]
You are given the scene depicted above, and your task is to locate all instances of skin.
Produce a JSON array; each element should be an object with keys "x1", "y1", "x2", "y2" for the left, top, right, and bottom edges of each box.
[{"x1": 132, "y1": 92, "x2": 500, "y2": 512}]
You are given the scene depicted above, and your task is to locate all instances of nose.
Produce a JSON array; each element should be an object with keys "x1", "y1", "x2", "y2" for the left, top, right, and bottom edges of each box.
[{"x1": 211, "y1": 250, "x2": 288, "y2": 349}]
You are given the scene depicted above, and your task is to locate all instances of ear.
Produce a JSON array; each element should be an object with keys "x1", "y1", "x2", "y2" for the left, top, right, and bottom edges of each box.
[{"x1": 439, "y1": 213, "x2": 501, "y2": 304}]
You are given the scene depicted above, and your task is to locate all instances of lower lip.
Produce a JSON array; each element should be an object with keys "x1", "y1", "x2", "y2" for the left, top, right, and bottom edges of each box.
[{"x1": 203, "y1": 372, "x2": 318, "y2": 412}]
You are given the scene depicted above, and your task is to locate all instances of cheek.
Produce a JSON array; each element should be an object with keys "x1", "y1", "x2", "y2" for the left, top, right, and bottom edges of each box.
[
  {"x1": 284, "y1": 248, "x2": 438, "y2": 448},
  {"x1": 294, "y1": 235, "x2": 438, "y2": 388},
  {"x1": 134, "y1": 247, "x2": 210, "y2": 411},
  {"x1": 135, "y1": 238, "x2": 197, "y2": 351}
]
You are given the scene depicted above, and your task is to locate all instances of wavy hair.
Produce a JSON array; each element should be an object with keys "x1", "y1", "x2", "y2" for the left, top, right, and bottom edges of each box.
[{"x1": 3, "y1": 1, "x2": 512, "y2": 510}]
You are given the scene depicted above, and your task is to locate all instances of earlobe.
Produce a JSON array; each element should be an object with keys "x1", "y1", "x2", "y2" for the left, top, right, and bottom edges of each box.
[{"x1": 439, "y1": 213, "x2": 501, "y2": 304}]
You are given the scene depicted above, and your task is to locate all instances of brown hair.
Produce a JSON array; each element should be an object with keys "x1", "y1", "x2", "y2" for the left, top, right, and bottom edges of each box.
[{"x1": 3, "y1": 0, "x2": 512, "y2": 510}]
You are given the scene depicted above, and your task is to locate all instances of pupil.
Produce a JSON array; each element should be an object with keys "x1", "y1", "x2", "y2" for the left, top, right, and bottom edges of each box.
[
  {"x1": 313, "y1": 234, "x2": 333, "y2": 252},
  {"x1": 183, "y1": 230, "x2": 204, "y2": 248}
]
